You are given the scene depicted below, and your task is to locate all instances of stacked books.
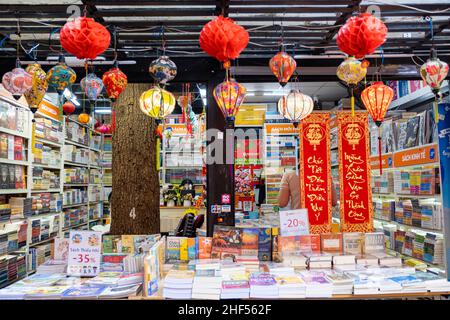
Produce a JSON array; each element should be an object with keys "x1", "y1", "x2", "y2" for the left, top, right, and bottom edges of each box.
[
  {"x1": 275, "y1": 275, "x2": 306, "y2": 298},
  {"x1": 388, "y1": 275, "x2": 427, "y2": 293},
  {"x1": 61, "y1": 286, "x2": 106, "y2": 299},
  {"x1": 249, "y1": 273, "x2": 278, "y2": 298},
  {"x1": 353, "y1": 278, "x2": 380, "y2": 295},
  {"x1": 36, "y1": 259, "x2": 67, "y2": 274},
  {"x1": 304, "y1": 252, "x2": 333, "y2": 269},
  {"x1": 414, "y1": 271, "x2": 450, "y2": 292},
  {"x1": 191, "y1": 269, "x2": 222, "y2": 300},
  {"x1": 300, "y1": 271, "x2": 333, "y2": 298},
  {"x1": 325, "y1": 273, "x2": 354, "y2": 295},
  {"x1": 263, "y1": 262, "x2": 295, "y2": 277},
  {"x1": 163, "y1": 269, "x2": 194, "y2": 299},
  {"x1": 221, "y1": 277, "x2": 249, "y2": 299}
]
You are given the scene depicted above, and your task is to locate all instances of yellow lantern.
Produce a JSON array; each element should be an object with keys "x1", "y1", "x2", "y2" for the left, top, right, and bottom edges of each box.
[
  {"x1": 139, "y1": 86, "x2": 176, "y2": 122},
  {"x1": 277, "y1": 89, "x2": 314, "y2": 127},
  {"x1": 336, "y1": 57, "x2": 369, "y2": 117}
]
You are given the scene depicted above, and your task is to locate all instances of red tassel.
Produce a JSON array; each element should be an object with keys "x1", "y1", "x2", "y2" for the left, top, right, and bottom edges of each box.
[{"x1": 378, "y1": 126, "x2": 382, "y2": 175}]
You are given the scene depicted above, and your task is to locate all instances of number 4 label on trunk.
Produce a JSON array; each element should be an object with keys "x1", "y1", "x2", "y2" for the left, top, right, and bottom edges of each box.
[{"x1": 279, "y1": 209, "x2": 310, "y2": 236}]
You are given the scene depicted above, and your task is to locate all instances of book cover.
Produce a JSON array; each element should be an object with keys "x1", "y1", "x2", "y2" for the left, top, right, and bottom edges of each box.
[
  {"x1": 320, "y1": 233, "x2": 343, "y2": 254},
  {"x1": 179, "y1": 237, "x2": 188, "y2": 262},
  {"x1": 364, "y1": 232, "x2": 385, "y2": 254},
  {"x1": 241, "y1": 228, "x2": 259, "y2": 257},
  {"x1": 343, "y1": 232, "x2": 363, "y2": 255},
  {"x1": 8, "y1": 165, "x2": 15, "y2": 189},
  {"x1": 211, "y1": 226, "x2": 242, "y2": 258},
  {"x1": 198, "y1": 236, "x2": 212, "y2": 259},
  {"x1": 133, "y1": 234, "x2": 160, "y2": 254},
  {"x1": 7, "y1": 135, "x2": 14, "y2": 160},
  {"x1": 62, "y1": 286, "x2": 106, "y2": 299},
  {"x1": 0, "y1": 133, "x2": 8, "y2": 159},
  {"x1": 300, "y1": 235, "x2": 321, "y2": 252},
  {"x1": 258, "y1": 228, "x2": 272, "y2": 261},
  {"x1": 53, "y1": 238, "x2": 69, "y2": 261},
  {"x1": 121, "y1": 235, "x2": 135, "y2": 254},
  {"x1": 166, "y1": 236, "x2": 181, "y2": 261},
  {"x1": 187, "y1": 237, "x2": 197, "y2": 261},
  {"x1": 102, "y1": 235, "x2": 121, "y2": 254},
  {"x1": 13, "y1": 136, "x2": 23, "y2": 161}
]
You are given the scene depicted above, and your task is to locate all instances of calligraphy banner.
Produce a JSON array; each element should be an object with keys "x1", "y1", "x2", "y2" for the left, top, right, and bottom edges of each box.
[
  {"x1": 337, "y1": 112, "x2": 373, "y2": 232},
  {"x1": 299, "y1": 113, "x2": 332, "y2": 234}
]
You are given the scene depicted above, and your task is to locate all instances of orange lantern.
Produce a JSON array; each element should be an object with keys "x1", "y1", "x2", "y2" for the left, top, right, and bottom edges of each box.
[
  {"x1": 269, "y1": 51, "x2": 297, "y2": 86},
  {"x1": 78, "y1": 113, "x2": 90, "y2": 124},
  {"x1": 360, "y1": 81, "x2": 393, "y2": 174}
]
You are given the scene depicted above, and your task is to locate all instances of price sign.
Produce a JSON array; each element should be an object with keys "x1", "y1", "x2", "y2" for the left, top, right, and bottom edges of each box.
[
  {"x1": 279, "y1": 209, "x2": 310, "y2": 236},
  {"x1": 67, "y1": 230, "x2": 102, "y2": 277}
]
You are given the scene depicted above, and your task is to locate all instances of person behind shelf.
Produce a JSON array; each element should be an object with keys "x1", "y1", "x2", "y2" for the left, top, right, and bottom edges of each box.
[{"x1": 277, "y1": 166, "x2": 337, "y2": 210}]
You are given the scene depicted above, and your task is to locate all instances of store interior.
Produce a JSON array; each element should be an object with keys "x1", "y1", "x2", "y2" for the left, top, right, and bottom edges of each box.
[{"x1": 0, "y1": 0, "x2": 449, "y2": 300}]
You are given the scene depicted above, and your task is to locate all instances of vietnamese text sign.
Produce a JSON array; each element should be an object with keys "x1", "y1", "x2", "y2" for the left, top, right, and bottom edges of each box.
[{"x1": 67, "y1": 230, "x2": 102, "y2": 277}]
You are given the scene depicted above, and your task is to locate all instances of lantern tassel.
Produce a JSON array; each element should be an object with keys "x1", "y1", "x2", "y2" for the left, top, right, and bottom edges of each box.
[
  {"x1": 378, "y1": 126, "x2": 382, "y2": 176},
  {"x1": 350, "y1": 88, "x2": 355, "y2": 117},
  {"x1": 434, "y1": 98, "x2": 439, "y2": 124}
]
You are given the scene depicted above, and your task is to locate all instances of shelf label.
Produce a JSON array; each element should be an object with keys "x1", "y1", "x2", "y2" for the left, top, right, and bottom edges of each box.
[
  {"x1": 393, "y1": 144, "x2": 438, "y2": 167},
  {"x1": 67, "y1": 230, "x2": 102, "y2": 277},
  {"x1": 279, "y1": 209, "x2": 310, "y2": 236},
  {"x1": 37, "y1": 99, "x2": 61, "y2": 121},
  {"x1": 370, "y1": 154, "x2": 393, "y2": 169},
  {"x1": 265, "y1": 123, "x2": 300, "y2": 134}
]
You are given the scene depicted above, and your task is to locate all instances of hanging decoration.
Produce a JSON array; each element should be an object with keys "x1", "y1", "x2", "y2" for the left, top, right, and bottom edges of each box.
[
  {"x1": 60, "y1": 16, "x2": 111, "y2": 60},
  {"x1": 62, "y1": 101, "x2": 76, "y2": 115},
  {"x1": 2, "y1": 59, "x2": 32, "y2": 100},
  {"x1": 102, "y1": 62, "x2": 128, "y2": 102},
  {"x1": 269, "y1": 51, "x2": 297, "y2": 87},
  {"x1": 149, "y1": 56, "x2": 177, "y2": 85},
  {"x1": 277, "y1": 89, "x2": 314, "y2": 127},
  {"x1": 336, "y1": 57, "x2": 369, "y2": 116},
  {"x1": 213, "y1": 78, "x2": 247, "y2": 126},
  {"x1": 199, "y1": 16, "x2": 249, "y2": 66},
  {"x1": 47, "y1": 55, "x2": 76, "y2": 95},
  {"x1": 178, "y1": 83, "x2": 193, "y2": 135},
  {"x1": 97, "y1": 123, "x2": 112, "y2": 134},
  {"x1": 24, "y1": 63, "x2": 48, "y2": 112},
  {"x1": 80, "y1": 72, "x2": 104, "y2": 101},
  {"x1": 139, "y1": 86, "x2": 176, "y2": 122},
  {"x1": 361, "y1": 81, "x2": 393, "y2": 175},
  {"x1": 78, "y1": 113, "x2": 90, "y2": 124},
  {"x1": 336, "y1": 13, "x2": 387, "y2": 59}
]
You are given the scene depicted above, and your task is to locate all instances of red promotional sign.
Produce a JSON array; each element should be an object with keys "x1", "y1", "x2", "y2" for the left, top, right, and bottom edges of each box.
[
  {"x1": 337, "y1": 112, "x2": 374, "y2": 232},
  {"x1": 299, "y1": 113, "x2": 332, "y2": 234}
]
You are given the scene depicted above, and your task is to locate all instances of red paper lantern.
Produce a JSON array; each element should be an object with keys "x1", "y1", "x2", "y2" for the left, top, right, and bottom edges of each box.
[
  {"x1": 361, "y1": 81, "x2": 393, "y2": 174},
  {"x1": 337, "y1": 13, "x2": 387, "y2": 59},
  {"x1": 102, "y1": 64, "x2": 128, "y2": 102},
  {"x1": 269, "y1": 51, "x2": 297, "y2": 86},
  {"x1": 62, "y1": 101, "x2": 76, "y2": 115},
  {"x1": 97, "y1": 124, "x2": 111, "y2": 134},
  {"x1": 60, "y1": 16, "x2": 111, "y2": 60},
  {"x1": 199, "y1": 16, "x2": 249, "y2": 64}
]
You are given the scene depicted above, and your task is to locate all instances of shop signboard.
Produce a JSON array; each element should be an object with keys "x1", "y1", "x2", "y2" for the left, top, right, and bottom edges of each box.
[
  {"x1": 337, "y1": 112, "x2": 373, "y2": 233},
  {"x1": 299, "y1": 113, "x2": 333, "y2": 233},
  {"x1": 67, "y1": 230, "x2": 102, "y2": 277},
  {"x1": 437, "y1": 103, "x2": 450, "y2": 280}
]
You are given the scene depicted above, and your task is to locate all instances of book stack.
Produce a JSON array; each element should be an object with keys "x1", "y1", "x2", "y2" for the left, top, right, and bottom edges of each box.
[
  {"x1": 9, "y1": 197, "x2": 32, "y2": 219},
  {"x1": 0, "y1": 204, "x2": 11, "y2": 223},
  {"x1": 249, "y1": 273, "x2": 278, "y2": 298},
  {"x1": 25, "y1": 286, "x2": 71, "y2": 300},
  {"x1": 275, "y1": 275, "x2": 306, "y2": 298},
  {"x1": 332, "y1": 254, "x2": 356, "y2": 267},
  {"x1": 325, "y1": 273, "x2": 354, "y2": 295},
  {"x1": 388, "y1": 275, "x2": 427, "y2": 293},
  {"x1": 371, "y1": 252, "x2": 402, "y2": 267},
  {"x1": 191, "y1": 269, "x2": 222, "y2": 300},
  {"x1": 300, "y1": 271, "x2": 333, "y2": 298},
  {"x1": 414, "y1": 271, "x2": 450, "y2": 292},
  {"x1": 98, "y1": 284, "x2": 142, "y2": 299},
  {"x1": 221, "y1": 279, "x2": 249, "y2": 299},
  {"x1": 163, "y1": 269, "x2": 194, "y2": 299},
  {"x1": 377, "y1": 278, "x2": 403, "y2": 293},
  {"x1": 264, "y1": 262, "x2": 295, "y2": 277},
  {"x1": 235, "y1": 255, "x2": 260, "y2": 273},
  {"x1": 356, "y1": 254, "x2": 379, "y2": 266},
  {"x1": 304, "y1": 252, "x2": 332, "y2": 269},
  {"x1": 353, "y1": 278, "x2": 380, "y2": 295},
  {"x1": 61, "y1": 286, "x2": 106, "y2": 299},
  {"x1": 36, "y1": 259, "x2": 67, "y2": 274},
  {"x1": 280, "y1": 252, "x2": 308, "y2": 269}
]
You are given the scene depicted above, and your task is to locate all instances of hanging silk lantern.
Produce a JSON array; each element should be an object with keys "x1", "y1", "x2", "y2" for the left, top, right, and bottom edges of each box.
[
  {"x1": 62, "y1": 101, "x2": 76, "y2": 115},
  {"x1": 60, "y1": 16, "x2": 110, "y2": 60},
  {"x1": 337, "y1": 57, "x2": 369, "y2": 117},
  {"x1": 361, "y1": 81, "x2": 393, "y2": 175},
  {"x1": 199, "y1": 16, "x2": 249, "y2": 65},
  {"x1": 97, "y1": 123, "x2": 111, "y2": 134},
  {"x1": 139, "y1": 86, "x2": 176, "y2": 122},
  {"x1": 2, "y1": 60, "x2": 32, "y2": 100},
  {"x1": 420, "y1": 48, "x2": 449, "y2": 122},
  {"x1": 80, "y1": 73, "x2": 104, "y2": 101},
  {"x1": 277, "y1": 89, "x2": 314, "y2": 127},
  {"x1": 78, "y1": 113, "x2": 90, "y2": 124},
  {"x1": 102, "y1": 63, "x2": 128, "y2": 102},
  {"x1": 149, "y1": 56, "x2": 177, "y2": 85},
  {"x1": 269, "y1": 51, "x2": 297, "y2": 86},
  {"x1": 178, "y1": 94, "x2": 193, "y2": 135},
  {"x1": 24, "y1": 63, "x2": 48, "y2": 112},
  {"x1": 213, "y1": 79, "x2": 246, "y2": 125},
  {"x1": 337, "y1": 13, "x2": 387, "y2": 59},
  {"x1": 47, "y1": 55, "x2": 76, "y2": 95}
]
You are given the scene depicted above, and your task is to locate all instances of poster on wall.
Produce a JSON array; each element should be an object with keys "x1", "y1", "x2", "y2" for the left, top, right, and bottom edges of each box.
[
  {"x1": 299, "y1": 113, "x2": 332, "y2": 234},
  {"x1": 337, "y1": 112, "x2": 374, "y2": 232},
  {"x1": 437, "y1": 103, "x2": 450, "y2": 280},
  {"x1": 67, "y1": 230, "x2": 102, "y2": 277}
]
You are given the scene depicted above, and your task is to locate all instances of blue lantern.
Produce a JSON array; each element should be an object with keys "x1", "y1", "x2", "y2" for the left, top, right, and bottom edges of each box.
[{"x1": 80, "y1": 73, "x2": 104, "y2": 101}]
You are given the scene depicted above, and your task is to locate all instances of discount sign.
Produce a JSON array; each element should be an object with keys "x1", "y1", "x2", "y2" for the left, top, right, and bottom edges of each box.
[
  {"x1": 279, "y1": 209, "x2": 310, "y2": 236},
  {"x1": 67, "y1": 230, "x2": 102, "y2": 277}
]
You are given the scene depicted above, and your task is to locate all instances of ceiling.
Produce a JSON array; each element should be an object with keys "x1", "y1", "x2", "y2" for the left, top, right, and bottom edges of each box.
[{"x1": 0, "y1": 0, "x2": 449, "y2": 83}]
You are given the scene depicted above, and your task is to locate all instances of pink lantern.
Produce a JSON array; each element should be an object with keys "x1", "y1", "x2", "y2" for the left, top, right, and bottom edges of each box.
[{"x1": 2, "y1": 60, "x2": 32, "y2": 100}]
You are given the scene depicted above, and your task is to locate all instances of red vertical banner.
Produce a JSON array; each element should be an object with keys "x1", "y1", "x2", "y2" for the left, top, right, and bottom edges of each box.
[
  {"x1": 337, "y1": 112, "x2": 374, "y2": 232},
  {"x1": 299, "y1": 113, "x2": 332, "y2": 234}
]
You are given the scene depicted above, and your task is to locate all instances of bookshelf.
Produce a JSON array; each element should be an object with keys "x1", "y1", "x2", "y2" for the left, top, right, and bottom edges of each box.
[{"x1": 0, "y1": 95, "x2": 110, "y2": 287}]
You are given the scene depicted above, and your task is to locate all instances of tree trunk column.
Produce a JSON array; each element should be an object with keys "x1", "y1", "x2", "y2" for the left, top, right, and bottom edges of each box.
[{"x1": 110, "y1": 83, "x2": 160, "y2": 235}]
